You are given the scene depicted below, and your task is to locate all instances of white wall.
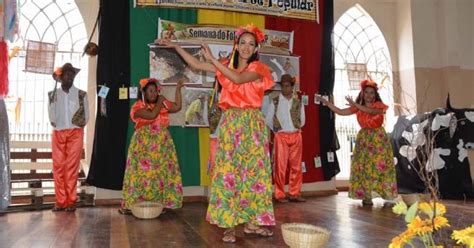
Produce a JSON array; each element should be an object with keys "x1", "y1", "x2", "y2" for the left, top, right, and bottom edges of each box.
[{"x1": 75, "y1": 0, "x2": 99, "y2": 172}]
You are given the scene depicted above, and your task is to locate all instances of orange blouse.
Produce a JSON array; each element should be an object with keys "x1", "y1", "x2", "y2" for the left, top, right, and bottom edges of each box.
[
  {"x1": 216, "y1": 60, "x2": 274, "y2": 110},
  {"x1": 130, "y1": 100, "x2": 173, "y2": 130},
  {"x1": 351, "y1": 101, "x2": 388, "y2": 128}
]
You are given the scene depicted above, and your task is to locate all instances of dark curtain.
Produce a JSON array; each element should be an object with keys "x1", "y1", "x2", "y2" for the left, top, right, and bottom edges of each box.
[
  {"x1": 318, "y1": 0, "x2": 340, "y2": 180},
  {"x1": 86, "y1": 0, "x2": 131, "y2": 190},
  {"x1": 265, "y1": 7, "x2": 325, "y2": 182}
]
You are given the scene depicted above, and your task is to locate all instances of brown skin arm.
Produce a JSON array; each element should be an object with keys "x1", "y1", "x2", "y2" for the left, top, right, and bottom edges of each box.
[
  {"x1": 345, "y1": 96, "x2": 384, "y2": 115},
  {"x1": 317, "y1": 95, "x2": 354, "y2": 116},
  {"x1": 133, "y1": 96, "x2": 166, "y2": 120},
  {"x1": 156, "y1": 39, "x2": 216, "y2": 73},
  {"x1": 201, "y1": 44, "x2": 261, "y2": 84},
  {"x1": 167, "y1": 81, "x2": 184, "y2": 113}
]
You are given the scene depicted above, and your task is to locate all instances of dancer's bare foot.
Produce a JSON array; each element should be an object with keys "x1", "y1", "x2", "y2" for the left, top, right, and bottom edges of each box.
[
  {"x1": 222, "y1": 228, "x2": 236, "y2": 243},
  {"x1": 244, "y1": 224, "x2": 273, "y2": 237}
]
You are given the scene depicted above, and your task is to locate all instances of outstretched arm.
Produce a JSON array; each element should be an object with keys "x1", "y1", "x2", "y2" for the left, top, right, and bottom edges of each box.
[
  {"x1": 156, "y1": 39, "x2": 216, "y2": 73},
  {"x1": 201, "y1": 44, "x2": 261, "y2": 84},
  {"x1": 317, "y1": 95, "x2": 353, "y2": 116},
  {"x1": 345, "y1": 96, "x2": 384, "y2": 115}
]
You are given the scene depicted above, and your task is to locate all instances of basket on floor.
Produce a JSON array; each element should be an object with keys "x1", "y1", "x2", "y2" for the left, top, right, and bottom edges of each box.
[
  {"x1": 281, "y1": 223, "x2": 330, "y2": 248},
  {"x1": 131, "y1": 201, "x2": 164, "y2": 219}
]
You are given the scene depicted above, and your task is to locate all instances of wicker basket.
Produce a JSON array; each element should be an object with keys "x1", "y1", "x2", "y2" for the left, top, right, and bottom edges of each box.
[
  {"x1": 400, "y1": 193, "x2": 431, "y2": 206},
  {"x1": 131, "y1": 201, "x2": 164, "y2": 219},
  {"x1": 281, "y1": 223, "x2": 330, "y2": 248}
]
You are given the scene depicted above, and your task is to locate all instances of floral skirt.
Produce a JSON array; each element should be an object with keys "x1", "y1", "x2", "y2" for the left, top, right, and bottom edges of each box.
[
  {"x1": 206, "y1": 108, "x2": 275, "y2": 228},
  {"x1": 349, "y1": 127, "x2": 398, "y2": 200},
  {"x1": 122, "y1": 124, "x2": 183, "y2": 209}
]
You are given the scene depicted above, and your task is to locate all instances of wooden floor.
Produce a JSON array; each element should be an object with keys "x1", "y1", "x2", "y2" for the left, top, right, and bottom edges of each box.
[{"x1": 0, "y1": 193, "x2": 473, "y2": 248}]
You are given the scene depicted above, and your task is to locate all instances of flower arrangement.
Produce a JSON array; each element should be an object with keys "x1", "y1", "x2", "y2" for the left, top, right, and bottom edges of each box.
[
  {"x1": 54, "y1": 67, "x2": 62, "y2": 77},
  {"x1": 452, "y1": 225, "x2": 474, "y2": 247},
  {"x1": 235, "y1": 23, "x2": 266, "y2": 44},
  {"x1": 360, "y1": 79, "x2": 378, "y2": 90},
  {"x1": 390, "y1": 201, "x2": 473, "y2": 248},
  {"x1": 139, "y1": 78, "x2": 160, "y2": 90}
]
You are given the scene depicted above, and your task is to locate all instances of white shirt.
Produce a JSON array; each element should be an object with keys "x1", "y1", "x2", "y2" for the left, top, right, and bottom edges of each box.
[
  {"x1": 48, "y1": 85, "x2": 89, "y2": 131},
  {"x1": 265, "y1": 94, "x2": 305, "y2": 132}
]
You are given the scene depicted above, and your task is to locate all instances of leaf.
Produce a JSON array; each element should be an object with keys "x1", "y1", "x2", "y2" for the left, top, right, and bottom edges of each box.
[
  {"x1": 405, "y1": 201, "x2": 419, "y2": 223},
  {"x1": 393, "y1": 201, "x2": 408, "y2": 215}
]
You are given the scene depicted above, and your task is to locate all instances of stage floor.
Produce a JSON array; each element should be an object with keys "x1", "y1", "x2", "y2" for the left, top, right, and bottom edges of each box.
[{"x1": 0, "y1": 193, "x2": 473, "y2": 247}]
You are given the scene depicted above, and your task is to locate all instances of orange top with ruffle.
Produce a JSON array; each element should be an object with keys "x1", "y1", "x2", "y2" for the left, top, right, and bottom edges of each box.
[
  {"x1": 351, "y1": 101, "x2": 388, "y2": 128},
  {"x1": 216, "y1": 61, "x2": 274, "y2": 110},
  {"x1": 130, "y1": 100, "x2": 173, "y2": 130}
]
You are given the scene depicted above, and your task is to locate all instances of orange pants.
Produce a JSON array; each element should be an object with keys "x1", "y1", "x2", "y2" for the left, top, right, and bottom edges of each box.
[
  {"x1": 273, "y1": 131, "x2": 303, "y2": 199},
  {"x1": 52, "y1": 128, "x2": 83, "y2": 208}
]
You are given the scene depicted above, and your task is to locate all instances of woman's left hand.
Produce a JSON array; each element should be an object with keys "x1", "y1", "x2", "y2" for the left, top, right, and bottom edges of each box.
[
  {"x1": 345, "y1": 95, "x2": 356, "y2": 107},
  {"x1": 201, "y1": 43, "x2": 215, "y2": 61}
]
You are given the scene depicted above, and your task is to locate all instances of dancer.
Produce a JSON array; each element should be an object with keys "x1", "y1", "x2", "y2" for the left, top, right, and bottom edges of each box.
[
  {"x1": 157, "y1": 23, "x2": 275, "y2": 243},
  {"x1": 120, "y1": 78, "x2": 184, "y2": 214},
  {"x1": 317, "y1": 80, "x2": 397, "y2": 205}
]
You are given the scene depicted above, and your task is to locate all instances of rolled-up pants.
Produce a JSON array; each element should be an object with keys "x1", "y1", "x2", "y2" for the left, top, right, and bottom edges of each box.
[
  {"x1": 273, "y1": 131, "x2": 303, "y2": 199},
  {"x1": 52, "y1": 128, "x2": 83, "y2": 208}
]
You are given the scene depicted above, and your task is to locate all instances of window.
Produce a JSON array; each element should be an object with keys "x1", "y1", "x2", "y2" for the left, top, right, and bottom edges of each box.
[
  {"x1": 7, "y1": 0, "x2": 88, "y2": 141},
  {"x1": 333, "y1": 5, "x2": 394, "y2": 179}
]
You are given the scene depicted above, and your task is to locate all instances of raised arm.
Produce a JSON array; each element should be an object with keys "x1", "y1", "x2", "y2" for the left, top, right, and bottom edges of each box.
[
  {"x1": 345, "y1": 96, "x2": 384, "y2": 115},
  {"x1": 201, "y1": 44, "x2": 261, "y2": 84},
  {"x1": 167, "y1": 80, "x2": 184, "y2": 113},
  {"x1": 133, "y1": 97, "x2": 165, "y2": 120},
  {"x1": 317, "y1": 95, "x2": 354, "y2": 116},
  {"x1": 155, "y1": 39, "x2": 216, "y2": 73}
]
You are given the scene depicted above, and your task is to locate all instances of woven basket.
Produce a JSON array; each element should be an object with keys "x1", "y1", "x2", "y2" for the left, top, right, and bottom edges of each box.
[
  {"x1": 400, "y1": 193, "x2": 430, "y2": 206},
  {"x1": 131, "y1": 201, "x2": 164, "y2": 219},
  {"x1": 281, "y1": 223, "x2": 330, "y2": 248}
]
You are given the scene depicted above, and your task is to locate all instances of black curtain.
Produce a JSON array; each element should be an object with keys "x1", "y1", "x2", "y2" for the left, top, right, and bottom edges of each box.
[
  {"x1": 318, "y1": 0, "x2": 340, "y2": 180},
  {"x1": 86, "y1": 0, "x2": 130, "y2": 189}
]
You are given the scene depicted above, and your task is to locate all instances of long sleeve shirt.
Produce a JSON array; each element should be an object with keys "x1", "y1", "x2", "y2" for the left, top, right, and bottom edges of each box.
[
  {"x1": 265, "y1": 94, "x2": 305, "y2": 133},
  {"x1": 48, "y1": 86, "x2": 89, "y2": 130}
]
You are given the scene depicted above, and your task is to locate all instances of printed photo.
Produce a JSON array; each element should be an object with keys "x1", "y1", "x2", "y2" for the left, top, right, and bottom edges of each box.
[
  {"x1": 260, "y1": 53, "x2": 300, "y2": 91},
  {"x1": 149, "y1": 44, "x2": 204, "y2": 85},
  {"x1": 183, "y1": 87, "x2": 213, "y2": 127}
]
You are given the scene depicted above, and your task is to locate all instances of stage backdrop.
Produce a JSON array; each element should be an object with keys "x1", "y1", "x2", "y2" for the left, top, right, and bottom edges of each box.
[
  {"x1": 124, "y1": 1, "x2": 333, "y2": 188},
  {"x1": 129, "y1": 4, "x2": 200, "y2": 187}
]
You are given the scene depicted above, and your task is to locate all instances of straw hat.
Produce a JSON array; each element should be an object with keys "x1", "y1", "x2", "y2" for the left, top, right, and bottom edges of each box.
[{"x1": 52, "y1": 63, "x2": 80, "y2": 82}]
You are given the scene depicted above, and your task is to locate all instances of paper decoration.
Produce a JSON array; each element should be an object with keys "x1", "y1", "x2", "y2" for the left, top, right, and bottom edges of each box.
[{"x1": 24, "y1": 40, "x2": 56, "y2": 74}]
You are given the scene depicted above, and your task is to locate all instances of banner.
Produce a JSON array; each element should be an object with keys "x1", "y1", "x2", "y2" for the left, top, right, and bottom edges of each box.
[
  {"x1": 158, "y1": 18, "x2": 294, "y2": 54},
  {"x1": 136, "y1": 0, "x2": 318, "y2": 21}
]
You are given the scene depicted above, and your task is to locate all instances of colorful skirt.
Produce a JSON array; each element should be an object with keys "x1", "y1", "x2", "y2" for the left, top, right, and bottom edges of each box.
[
  {"x1": 122, "y1": 124, "x2": 183, "y2": 209},
  {"x1": 206, "y1": 108, "x2": 275, "y2": 228},
  {"x1": 349, "y1": 127, "x2": 398, "y2": 200}
]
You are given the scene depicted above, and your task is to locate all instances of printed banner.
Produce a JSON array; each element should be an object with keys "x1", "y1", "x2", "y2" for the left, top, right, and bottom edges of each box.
[
  {"x1": 136, "y1": 0, "x2": 318, "y2": 21},
  {"x1": 157, "y1": 18, "x2": 294, "y2": 54}
]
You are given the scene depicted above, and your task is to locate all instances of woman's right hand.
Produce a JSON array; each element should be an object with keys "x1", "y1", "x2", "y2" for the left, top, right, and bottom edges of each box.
[
  {"x1": 317, "y1": 95, "x2": 330, "y2": 105},
  {"x1": 155, "y1": 38, "x2": 177, "y2": 48}
]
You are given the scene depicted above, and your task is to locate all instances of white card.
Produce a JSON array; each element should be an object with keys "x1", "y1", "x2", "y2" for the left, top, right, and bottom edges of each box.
[
  {"x1": 301, "y1": 162, "x2": 307, "y2": 173},
  {"x1": 314, "y1": 156, "x2": 322, "y2": 168},
  {"x1": 302, "y1": 95, "x2": 309, "y2": 105},
  {"x1": 322, "y1": 95, "x2": 329, "y2": 105},
  {"x1": 98, "y1": 86, "x2": 110, "y2": 98},
  {"x1": 314, "y1": 94, "x2": 321, "y2": 104},
  {"x1": 129, "y1": 87, "x2": 138, "y2": 99},
  {"x1": 327, "y1": 152, "x2": 335, "y2": 162}
]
